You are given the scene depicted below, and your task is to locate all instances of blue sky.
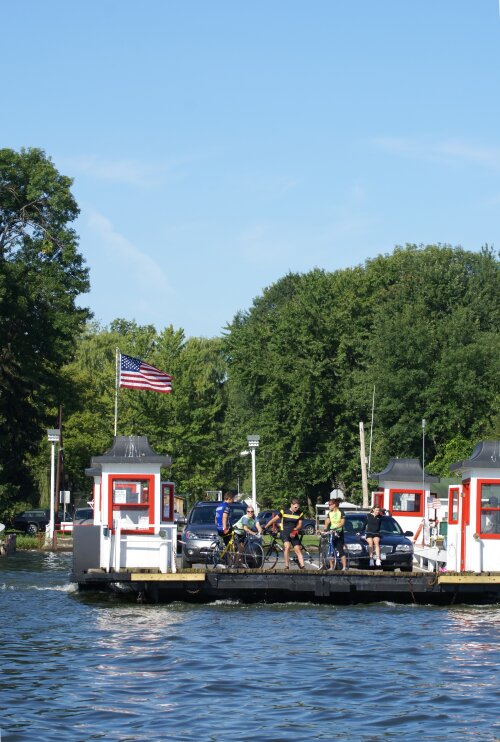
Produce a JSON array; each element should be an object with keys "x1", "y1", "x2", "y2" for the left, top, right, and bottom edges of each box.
[{"x1": 3, "y1": 1, "x2": 500, "y2": 338}]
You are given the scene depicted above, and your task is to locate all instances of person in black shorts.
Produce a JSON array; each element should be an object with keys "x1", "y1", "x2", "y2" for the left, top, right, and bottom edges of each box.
[
  {"x1": 265, "y1": 498, "x2": 305, "y2": 569},
  {"x1": 364, "y1": 505, "x2": 382, "y2": 566}
]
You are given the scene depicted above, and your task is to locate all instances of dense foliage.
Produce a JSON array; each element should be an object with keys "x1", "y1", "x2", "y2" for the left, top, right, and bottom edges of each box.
[
  {"x1": 225, "y1": 245, "x2": 500, "y2": 508},
  {"x1": 1, "y1": 147, "x2": 499, "y2": 517},
  {"x1": 60, "y1": 321, "x2": 229, "y2": 505},
  {"x1": 0, "y1": 149, "x2": 89, "y2": 514}
]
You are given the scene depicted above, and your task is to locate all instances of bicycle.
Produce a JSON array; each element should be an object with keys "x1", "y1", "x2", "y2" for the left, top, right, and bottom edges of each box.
[
  {"x1": 206, "y1": 532, "x2": 264, "y2": 570},
  {"x1": 320, "y1": 531, "x2": 350, "y2": 571},
  {"x1": 262, "y1": 530, "x2": 320, "y2": 570}
]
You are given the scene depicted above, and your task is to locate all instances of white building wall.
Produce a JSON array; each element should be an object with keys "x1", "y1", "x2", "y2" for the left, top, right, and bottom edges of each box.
[
  {"x1": 377, "y1": 480, "x2": 433, "y2": 543},
  {"x1": 448, "y1": 473, "x2": 500, "y2": 572}
]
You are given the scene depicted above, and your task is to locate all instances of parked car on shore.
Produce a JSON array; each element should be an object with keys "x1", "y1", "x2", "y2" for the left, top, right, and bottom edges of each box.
[
  {"x1": 341, "y1": 513, "x2": 414, "y2": 571},
  {"x1": 181, "y1": 500, "x2": 248, "y2": 568},
  {"x1": 256, "y1": 510, "x2": 316, "y2": 535},
  {"x1": 11, "y1": 509, "x2": 69, "y2": 535},
  {"x1": 73, "y1": 507, "x2": 94, "y2": 524}
]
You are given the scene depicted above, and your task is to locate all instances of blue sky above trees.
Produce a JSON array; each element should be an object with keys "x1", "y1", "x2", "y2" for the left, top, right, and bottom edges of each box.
[{"x1": 4, "y1": 0, "x2": 500, "y2": 337}]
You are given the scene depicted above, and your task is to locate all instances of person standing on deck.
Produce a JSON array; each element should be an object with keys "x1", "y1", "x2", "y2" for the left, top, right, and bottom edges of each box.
[
  {"x1": 265, "y1": 498, "x2": 305, "y2": 569},
  {"x1": 215, "y1": 492, "x2": 235, "y2": 546},
  {"x1": 322, "y1": 498, "x2": 348, "y2": 571}
]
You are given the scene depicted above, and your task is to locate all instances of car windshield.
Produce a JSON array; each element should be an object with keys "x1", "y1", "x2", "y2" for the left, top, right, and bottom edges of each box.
[
  {"x1": 345, "y1": 515, "x2": 404, "y2": 536},
  {"x1": 344, "y1": 516, "x2": 366, "y2": 533},
  {"x1": 189, "y1": 504, "x2": 247, "y2": 525},
  {"x1": 380, "y1": 516, "x2": 403, "y2": 535}
]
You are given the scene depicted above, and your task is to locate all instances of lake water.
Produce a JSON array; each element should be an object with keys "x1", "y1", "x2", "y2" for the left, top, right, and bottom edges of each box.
[{"x1": 1, "y1": 551, "x2": 499, "y2": 741}]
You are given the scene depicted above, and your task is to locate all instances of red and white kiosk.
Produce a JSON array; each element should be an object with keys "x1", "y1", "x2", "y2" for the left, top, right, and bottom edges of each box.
[
  {"x1": 447, "y1": 440, "x2": 500, "y2": 573},
  {"x1": 74, "y1": 436, "x2": 177, "y2": 575},
  {"x1": 370, "y1": 457, "x2": 440, "y2": 545}
]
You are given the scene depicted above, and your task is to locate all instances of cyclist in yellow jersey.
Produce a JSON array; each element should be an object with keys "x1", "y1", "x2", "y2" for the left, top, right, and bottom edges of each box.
[
  {"x1": 322, "y1": 498, "x2": 347, "y2": 570},
  {"x1": 265, "y1": 498, "x2": 305, "y2": 569}
]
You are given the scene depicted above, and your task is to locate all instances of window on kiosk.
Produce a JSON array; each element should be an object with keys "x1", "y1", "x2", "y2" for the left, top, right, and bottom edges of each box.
[
  {"x1": 391, "y1": 491, "x2": 422, "y2": 514},
  {"x1": 479, "y1": 483, "x2": 500, "y2": 537},
  {"x1": 449, "y1": 488, "x2": 460, "y2": 525}
]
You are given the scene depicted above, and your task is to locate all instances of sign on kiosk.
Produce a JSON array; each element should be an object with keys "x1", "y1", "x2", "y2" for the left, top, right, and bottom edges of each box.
[{"x1": 161, "y1": 482, "x2": 175, "y2": 522}]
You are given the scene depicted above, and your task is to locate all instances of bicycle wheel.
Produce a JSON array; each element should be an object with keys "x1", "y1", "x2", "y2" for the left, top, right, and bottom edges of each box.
[
  {"x1": 243, "y1": 540, "x2": 264, "y2": 569},
  {"x1": 302, "y1": 543, "x2": 320, "y2": 569},
  {"x1": 205, "y1": 540, "x2": 223, "y2": 569},
  {"x1": 227, "y1": 546, "x2": 242, "y2": 568},
  {"x1": 262, "y1": 543, "x2": 280, "y2": 570},
  {"x1": 320, "y1": 536, "x2": 338, "y2": 570}
]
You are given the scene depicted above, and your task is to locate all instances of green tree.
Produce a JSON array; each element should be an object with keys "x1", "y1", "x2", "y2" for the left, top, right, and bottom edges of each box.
[
  {"x1": 0, "y1": 148, "x2": 89, "y2": 510},
  {"x1": 224, "y1": 245, "x2": 500, "y2": 508},
  {"x1": 61, "y1": 322, "x2": 230, "y2": 501}
]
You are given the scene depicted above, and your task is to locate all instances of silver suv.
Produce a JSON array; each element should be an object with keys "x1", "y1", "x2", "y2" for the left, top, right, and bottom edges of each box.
[{"x1": 181, "y1": 501, "x2": 248, "y2": 568}]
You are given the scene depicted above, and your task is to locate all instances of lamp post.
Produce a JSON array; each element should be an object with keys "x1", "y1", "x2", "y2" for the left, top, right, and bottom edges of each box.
[
  {"x1": 46, "y1": 428, "x2": 60, "y2": 544},
  {"x1": 247, "y1": 435, "x2": 260, "y2": 512}
]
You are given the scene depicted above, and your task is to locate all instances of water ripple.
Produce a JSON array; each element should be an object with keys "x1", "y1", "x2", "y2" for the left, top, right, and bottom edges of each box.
[{"x1": 1, "y1": 553, "x2": 500, "y2": 740}]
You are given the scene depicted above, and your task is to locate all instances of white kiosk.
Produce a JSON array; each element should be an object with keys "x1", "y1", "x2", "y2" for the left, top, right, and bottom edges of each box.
[
  {"x1": 370, "y1": 457, "x2": 440, "y2": 545},
  {"x1": 73, "y1": 436, "x2": 177, "y2": 575},
  {"x1": 446, "y1": 440, "x2": 500, "y2": 573}
]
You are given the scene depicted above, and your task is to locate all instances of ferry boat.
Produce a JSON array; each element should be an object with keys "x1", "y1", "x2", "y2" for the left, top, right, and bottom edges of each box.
[{"x1": 71, "y1": 436, "x2": 500, "y2": 605}]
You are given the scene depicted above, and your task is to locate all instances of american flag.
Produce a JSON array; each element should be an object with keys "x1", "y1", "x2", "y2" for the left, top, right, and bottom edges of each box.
[{"x1": 119, "y1": 353, "x2": 173, "y2": 394}]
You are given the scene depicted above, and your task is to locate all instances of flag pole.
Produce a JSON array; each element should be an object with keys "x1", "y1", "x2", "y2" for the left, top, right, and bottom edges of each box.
[{"x1": 114, "y1": 348, "x2": 120, "y2": 436}]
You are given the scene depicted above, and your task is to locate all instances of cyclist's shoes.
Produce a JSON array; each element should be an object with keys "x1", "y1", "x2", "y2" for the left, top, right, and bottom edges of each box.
[
  {"x1": 369, "y1": 558, "x2": 375, "y2": 566},
  {"x1": 375, "y1": 558, "x2": 382, "y2": 566},
  {"x1": 216, "y1": 563, "x2": 227, "y2": 569}
]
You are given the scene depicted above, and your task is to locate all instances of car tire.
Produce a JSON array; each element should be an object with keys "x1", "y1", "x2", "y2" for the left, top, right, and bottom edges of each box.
[
  {"x1": 26, "y1": 523, "x2": 38, "y2": 536},
  {"x1": 400, "y1": 565, "x2": 413, "y2": 573},
  {"x1": 181, "y1": 553, "x2": 192, "y2": 569},
  {"x1": 303, "y1": 525, "x2": 315, "y2": 535}
]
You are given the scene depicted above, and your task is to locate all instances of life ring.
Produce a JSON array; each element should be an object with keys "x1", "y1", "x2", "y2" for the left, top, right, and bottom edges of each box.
[{"x1": 413, "y1": 520, "x2": 425, "y2": 543}]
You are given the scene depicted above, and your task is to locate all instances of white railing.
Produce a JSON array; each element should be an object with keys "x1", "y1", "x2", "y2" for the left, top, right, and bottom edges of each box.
[
  {"x1": 413, "y1": 544, "x2": 447, "y2": 572},
  {"x1": 104, "y1": 522, "x2": 177, "y2": 574}
]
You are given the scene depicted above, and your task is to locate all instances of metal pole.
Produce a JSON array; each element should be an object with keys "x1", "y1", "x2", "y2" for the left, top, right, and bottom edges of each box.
[
  {"x1": 55, "y1": 405, "x2": 62, "y2": 522},
  {"x1": 250, "y1": 447, "x2": 257, "y2": 511},
  {"x1": 114, "y1": 348, "x2": 120, "y2": 436},
  {"x1": 422, "y1": 418, "x2": 428, "y2": 549},
  {"x1": 48, "y1": 441, "x2": 56, "y2": 542}
]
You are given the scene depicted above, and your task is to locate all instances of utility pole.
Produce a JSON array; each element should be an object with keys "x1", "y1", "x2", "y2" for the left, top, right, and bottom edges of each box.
[
  {"x1": 55, "y1": 405, "x2": 63, "y2": 526},
  {"x1": 359, "y1": 422, "x2": 369, "y2": 508}
]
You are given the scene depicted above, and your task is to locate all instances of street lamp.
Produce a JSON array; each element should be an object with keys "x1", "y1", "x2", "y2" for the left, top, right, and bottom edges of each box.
[
  {"x1": 247, "y1": 435, "x2": 260, "y2": 512},
  {"x1": 46, "y1": 428, "x2": 60, "y2": 543}
]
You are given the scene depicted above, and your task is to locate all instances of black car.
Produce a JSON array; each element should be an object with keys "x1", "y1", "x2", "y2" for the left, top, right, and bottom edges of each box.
[
  {"x1": 73, "y1": 507, "x2": 94, "y2": 524},
  {"x1": 340, "y1": 513, "x2": 414, "y2": 571},
  {"x1": 256, "y1": 509, "x2": 316, "y2": 535},
  {"x1": 181, "y1": 500, "x2": 248, "y2": 568},
  {"x1": 12, "y1": 509, "x2": 69, "y2": 535}
]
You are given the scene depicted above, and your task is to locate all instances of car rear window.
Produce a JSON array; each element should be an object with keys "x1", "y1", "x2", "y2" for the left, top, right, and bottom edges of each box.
[{"x1": 75, "y1": 508, "x2": 93, "y2": 520}]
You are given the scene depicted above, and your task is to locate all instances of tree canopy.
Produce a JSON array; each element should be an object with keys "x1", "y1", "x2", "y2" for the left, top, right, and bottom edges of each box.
[
  {"x1": 224, "y1": 244, "x2": 500, "y2": 507},
  {"x1": 1, "y1": 149, "x2": 498, "y2": 518},
  {"x1": 0, "y1": 148, "x2": 89, "y2": 509}
]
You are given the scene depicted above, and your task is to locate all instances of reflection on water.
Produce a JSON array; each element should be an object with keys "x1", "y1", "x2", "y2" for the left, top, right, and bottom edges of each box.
[{"x1": 0, "y1": 552, "x2": 499, "y2": 741}]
